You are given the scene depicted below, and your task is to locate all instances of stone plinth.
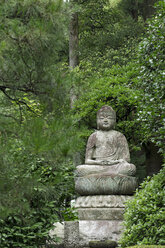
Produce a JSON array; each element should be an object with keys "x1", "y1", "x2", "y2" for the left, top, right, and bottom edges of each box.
[
  {"x1": 78, "y1": 208, "x2": 124, "y2": 220},
  {"x1": 75, "y1": 175, "x2": 137, "y2": 195}
]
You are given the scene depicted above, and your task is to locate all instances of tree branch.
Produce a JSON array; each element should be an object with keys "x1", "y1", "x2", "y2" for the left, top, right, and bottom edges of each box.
[{"x1": 0, "y1": 87, "x2": 36, "y2": 113}]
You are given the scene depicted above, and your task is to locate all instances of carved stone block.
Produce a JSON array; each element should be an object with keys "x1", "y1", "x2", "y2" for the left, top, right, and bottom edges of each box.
[
  {"x1": 75, "y1": 195, "x2": 132, "y2": 208},
  {"x1": 77, "y1": 208, "x2": 124, "y2": 220}
]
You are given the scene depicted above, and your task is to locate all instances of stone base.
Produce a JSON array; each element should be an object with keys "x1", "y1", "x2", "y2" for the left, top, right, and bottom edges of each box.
[
  {"x1": 79, "y1": 220, "x2": 123, "y2": 247},
  {"x1": 63, "y1": 195, "x2": 133, "y2": 247},
  {"x1": 59, "y1": 220, "x2": 123, "y2": 248},
  {"x1": 74, "y1": 195, "x2": 132, "y2": 246},
  {"x1": 78, "y1": 208, "x2": 124, "y2": 220}
]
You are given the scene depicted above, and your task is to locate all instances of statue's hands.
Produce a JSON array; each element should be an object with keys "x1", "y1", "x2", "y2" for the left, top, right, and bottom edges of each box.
[
  {"x1": 101, "y1": 160, "x2": 116, "y2": 165},
  {"x1": 101, "y1": 160, "x2": 109, "y2": 165},
  {"x1": 101, "y1": 159, "x2": 125, "y2": 166}
]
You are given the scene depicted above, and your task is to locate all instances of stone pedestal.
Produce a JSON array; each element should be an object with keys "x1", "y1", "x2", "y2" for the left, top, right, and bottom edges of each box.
[
  {"x1": 75, "y1": 195, "x2": 131, "y2": 247},
  {"x1": 75, "y1": 175, "x2": 137, "y2": 195}
]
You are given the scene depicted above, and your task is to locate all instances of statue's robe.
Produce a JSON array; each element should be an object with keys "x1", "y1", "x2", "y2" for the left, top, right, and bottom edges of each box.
[{"x1": 76, "y1": 130, "x2": 136, "y2": 177}]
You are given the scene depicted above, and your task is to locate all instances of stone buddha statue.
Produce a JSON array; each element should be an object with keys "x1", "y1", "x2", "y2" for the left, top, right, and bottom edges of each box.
[{"x1": 75, "y1": 106, "x2": 137, "y2": 195}]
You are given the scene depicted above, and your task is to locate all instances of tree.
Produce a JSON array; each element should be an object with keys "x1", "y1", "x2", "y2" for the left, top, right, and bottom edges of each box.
[
  {"x1": 0, "y1": 1, "x2": 79, "y2": 246},
  {"x1": 69, "y1": 0, "x2": 79, "y2": 108},
  {"x1": 77, "y1": 0, "x2": 144, "y2": 73},
  {"x1": 69, "y1": 0, "x2": 79, "y2": 69},
  {"x1": 135, "y1": 0, "x2": 165, "y2": 166},
  {"x1": 0, "y1": 0, "x2": 68, "y2": 107}
]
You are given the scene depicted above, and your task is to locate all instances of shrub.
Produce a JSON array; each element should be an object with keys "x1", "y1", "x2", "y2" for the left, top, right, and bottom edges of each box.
[
  {"x1": 120, "y1": 166, "x2": 165, "y2": 247},
  {"x1": 127, "y1": 246, "x2": 165, "y2": 248}
]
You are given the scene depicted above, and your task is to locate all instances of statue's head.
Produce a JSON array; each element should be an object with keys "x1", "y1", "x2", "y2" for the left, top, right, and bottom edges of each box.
[{"x1": 97, "y1": 105, "x2": 116, "y2": 130}]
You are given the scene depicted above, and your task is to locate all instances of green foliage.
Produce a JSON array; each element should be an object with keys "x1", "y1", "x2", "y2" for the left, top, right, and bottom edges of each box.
[
  {"x1": 119, "y1": 0, "x2": 157, "y2": 21},
  {"x1": 0, "y1": 108, "x2": 79, "y2": 247},
  {"x1": 0, "y1": 201, "x2": 58, "y2": 248},
  {"x1": 72, "y1": 62, "x2": 141, "y2": 147},
  {"x1": 135, "y1": 1, "x2": 165, "y2": 157},
  {"x1": 0, "y1": 0, "x2": 164, "y2": 246},
  {"x1": 0, "y1": 1, "x2": 78, "y2": 246},
  {"x1": 78, "y1": 0, "x2": 144, "y2": 70},
  {"x1": 128, "y1": 245, "x2": 165, "y2": 248},
  {"x1": 0, "y1": 0, "x2": 69, "y2": 102},
  {"x1": 73, "y1": 0, "x2": 165, "y2": 162},
  {"x1": 120, "y1": 167, "x2": 165, "y2": 247},
  {"x1": 127, "y1": 246, "x2": 165, "y2": 248}
]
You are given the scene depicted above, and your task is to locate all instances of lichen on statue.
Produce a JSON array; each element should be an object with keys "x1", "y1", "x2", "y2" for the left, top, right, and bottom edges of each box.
[{"x1": 75, "y1": 106, "x2": 137, "y2": 195}]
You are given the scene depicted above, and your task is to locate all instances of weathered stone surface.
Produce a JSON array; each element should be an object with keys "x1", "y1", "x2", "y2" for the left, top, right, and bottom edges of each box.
[
  {"x1": 89, "y1": 240, "x2": 117, "y2": 248},
  {"x1": 69, "y1": 106, "x2": 137, "y2": 246},
  {"x1": 79, "y1": 220, "x2": 123, "y2": 246},
  {"x1": 49, "y1": 222, "x2": 64, "y2": 240},
  {"x1": 82, "y1": 106, "x2": 136, "y2": 175},
  {"x1": 76, "y1": 162, "x2": 136, "y2": 178},
  {"x1": 77, "y1": 208, "x2": 124, "y2": 220},
  {"x1": 75, "y1": 195, "x2": 132, "y2": 208},
  {"x1": 47, "y1": 222, "x2": 64, "y2": 247},
  {"x1": 75, "y1": 175, "x2": 137, "y2": 195},
  {"x1": 75, "y1": 106, "x2": 137, "y2": 196},
  {"x1": 64, "y1": 221, "x2": 79, "y2": 248}
]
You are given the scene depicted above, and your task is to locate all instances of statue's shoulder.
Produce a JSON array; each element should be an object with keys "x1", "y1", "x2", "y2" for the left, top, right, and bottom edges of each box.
[
  {"x1": 112, "y1": 130, "x2": 127, "y2": 139},
  {"x1": 87, "y1": 131, "x2": 98, "y2": 148},
  {"x1": 88, "y1": 130, "x2": 98, "y2": 140}
]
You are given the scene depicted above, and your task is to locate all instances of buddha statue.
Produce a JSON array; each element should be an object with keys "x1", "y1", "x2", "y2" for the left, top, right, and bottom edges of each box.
[{"x1": 75, "y1": 106, "x2": 137, "y2": 195}]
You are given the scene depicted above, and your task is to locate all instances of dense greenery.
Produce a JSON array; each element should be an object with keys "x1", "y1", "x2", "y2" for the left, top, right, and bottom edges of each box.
[
  {"x1": 0, "y1": 0, "x2": 77, "y2": 247},
  {"x1": 0, "y1": 113, "x2": 78, "y2": 247},
  {"x1": 72, "y1": 0, "x2": 165, "y2": 165},
  {"x1": 0, "y1": 0, "x2": 164, "y2": 246},
  {"x1": 78, "y1": 0, "x2": 144, "y2": 71},
  {"x1": 127, "y1": 246, "x2": 165, "y2": 248},
  {"x1": 73, "y1": 2, "x2": 165, "y2": 246},
  {"x1": 120, "y1": 166, "x2": 165, "y2": 247},
  {"x1": 135, "y1": 1, "x2": 165, "y2": 156}
]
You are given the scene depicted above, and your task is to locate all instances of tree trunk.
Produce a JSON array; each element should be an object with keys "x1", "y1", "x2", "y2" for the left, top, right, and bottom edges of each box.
[
  {"x1": 69, "y1": 11, "x2": 79, "y2": 108},
  {"x1": 69, "y1": 12, "x2": 79, "y2": 69}
]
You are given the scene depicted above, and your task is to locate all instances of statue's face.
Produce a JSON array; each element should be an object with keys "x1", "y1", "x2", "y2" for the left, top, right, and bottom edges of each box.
[{"x1": 97, "y1": 111, "x2": 116, "y2": 131}]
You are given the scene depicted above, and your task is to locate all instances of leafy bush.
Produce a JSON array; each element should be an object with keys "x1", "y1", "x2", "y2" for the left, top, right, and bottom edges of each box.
[
  {"x1": 135, "y1": 1, "x2": 165, "y2": 157},
  {"x1": 120, "y1": 166, "x2": 165, "y2": 247},
  {"x1": 0, "y1": 114, "x2": 78, "y2": 247},
  {"x1": 127, "y1": 246, "x2": 165, "y2": 248}
]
